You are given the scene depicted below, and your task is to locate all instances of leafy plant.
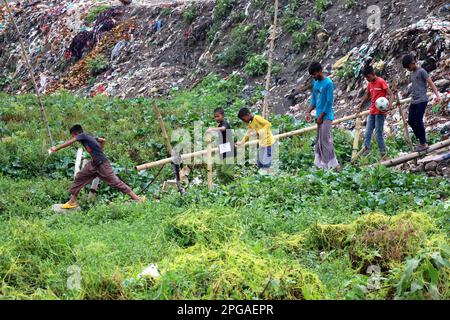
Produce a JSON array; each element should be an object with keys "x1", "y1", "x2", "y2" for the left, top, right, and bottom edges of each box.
[
  {"x1": 292, "y1": 31, "x2": 310, "y2": 50},
  {"x1": 257, "y1": 28, "x2": 269, "y2": 47},
  {"x1": 244, "y1": 54, "x2": 268, "y2": 77},
  {"x1": 87, "y1": 54, "x2": 110, "y2": 76},
  {"x1": 394, "y1": 245, "x2": 450, "y2": 300},
  {"x1": 217, "y1": 25, "x2": 254, "y2": 67},
  {"x1": 281, "y1": 13, "x2": 304, "y2": 34},
  {"x1": 214, "y1": 0, "x2": 235, "y2": 21},
  {"x1": 291, "y1": 19, "x2": 321, "y2": 51},
  {"x1": 335, "y1": 60, "x2": 357, "y2": 80},
  {"x1": 306, "y1": 19, "x2": 321, "y2": 34},
  {"x1": 344, "y1": 0, "x2": 357, "y2": 9},
  {"x1": 85, "y1": 5, "x2": 111, "y2": 23},
  {"x1": 314, "y1": 0, "x2": 331, "y2": 15},
  {"x1": 182, "y1": 6, "x2": 198, "y2": 25}
]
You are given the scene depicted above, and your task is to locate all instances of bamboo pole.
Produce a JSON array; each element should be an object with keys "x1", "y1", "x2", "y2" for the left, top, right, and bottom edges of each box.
[
  {"x1": 74, "y1": 148, "x2": 83, "y2": 177},
  {"x1": 262, "y1": 0, "x2": 279, "y2": 119},
  {"x1": 153, "y1": 102, "x2": 173, "y2": 155},
  {"x1": 206, "y1": 133, "x2": 212, "y2": 191},
  {"x1": 2, "y1": 0, "x2": 54, "y2": 146},
  {"x1": 152, "y1": 102, "x2": 185, "y2": 195},
  {"x1": 351, "y1": 111, "x2": 362, "y2": 161},
  {"x1": 136, "y1": 94, "x2": 430, "y2": 171},
  {"x1": 372, "y1": 139, "x2": 450, "y2": 168},
  {"x1": 393, "y1": 81, "x2": 414, "y2": 152}
]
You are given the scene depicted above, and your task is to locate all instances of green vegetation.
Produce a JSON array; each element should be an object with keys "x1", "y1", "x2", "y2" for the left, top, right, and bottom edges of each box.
[
  {"x1": 335, "y1": 59, "x2": 358, "y2": 80},
  {"x1": 85, "y1": 5, "x2": 111, "y2": 23},
  {"x1": 244, "y1": 54, "x2": 268, "y2": 77},
  {"x1": 281, "y1": 13, "x2": 304, "y2": 34},
  {"x1": 0, "y1": 73, "x2": 449, "y2": 299},
  {"x1": 314, "y1": 0, "x2": 331, "y2": 15},
  {"x1": 214, "y1": 0, "x2": 236, "y2": 21},
  {"x1": 86, "y1": 54, "x2": 110, "y2": 77},
  {"x1": 182, "y1": 6, "x2": 198, "y2": 25},
  {"x1": 256, "y1": 28, "x2": 269, "y2": 47},
  {"x1": 344, "y1": 0, "x2": 357, "y2": 9},
  {"x1": 230, "y1": 11, "x2": 246, "y2": 24},
  {"x1": 217, "y1": 25, "x2": 254, "y2": 67},
  {"x1": 292, "y1": 19, "x2": 321, "y2": 51}
]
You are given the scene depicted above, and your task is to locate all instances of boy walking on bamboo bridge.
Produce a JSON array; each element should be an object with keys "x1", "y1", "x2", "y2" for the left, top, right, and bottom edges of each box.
[
  {"x1": 206, "y1": 107, "x2": 234, "y2": 161},
  {"x1": 402, "y1": 54, "x2": 441, "y2": 152},
  {"x1": 305, "y1": 62, "x2": 340, "y2": 170},
  {"x1": 358, "y1": 65, "x2": 394, "y2": 160},
  {"x1": 49, "y1": 125, "x2": 143, "y2": 209},
  {"x1": 236, "y1": 108, "x2": 276, "y2": 174}
]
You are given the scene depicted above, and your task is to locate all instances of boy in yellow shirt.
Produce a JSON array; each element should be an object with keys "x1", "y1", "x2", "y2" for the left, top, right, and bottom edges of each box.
[{"x1": 236, "y1": 108, "x2": 276, "y2": 172}]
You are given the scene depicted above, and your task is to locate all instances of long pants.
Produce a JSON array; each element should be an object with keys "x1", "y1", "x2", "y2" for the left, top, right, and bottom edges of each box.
[
  {"x1": 69, "y1": 160, "x2": 132, "y2": 196},
  {"x1": 408, "y1": 101, "x2": 428, "y2": 144},
  {"x1": 257, "y1": 144, "x2": 275, "y2": 169},
  {"x1": 314, "y1": 120, "x2": 339, "y2": 169},
  {"x1": 364, "y1": 114, "x2": 386, "y2": 155}
]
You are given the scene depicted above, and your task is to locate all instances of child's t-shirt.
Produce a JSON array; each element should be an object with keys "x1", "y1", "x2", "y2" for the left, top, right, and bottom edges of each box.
[
  {"x1": 218, "y1": 120, "x2": 233, "y2": 159},
  {"x1": 310, "y1": 77, "x2": 334, "y2": 121},
  {"x1": 410, "y1": 67, "x2": 430, "y2": 104},
  {"x1": 241, "y1": 115, "x2": 275, "y2": 147},
  {"x1": 76, "y1": 133, "x2": 108, "y2": 167},
  {"x1": 368, "y1": 77, "x2": 389, "y2": 115}
]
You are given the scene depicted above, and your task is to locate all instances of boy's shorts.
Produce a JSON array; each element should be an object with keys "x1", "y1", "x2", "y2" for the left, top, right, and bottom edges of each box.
[{"x1": 257, "y1": 144, "x2": 275, "y2": 168}]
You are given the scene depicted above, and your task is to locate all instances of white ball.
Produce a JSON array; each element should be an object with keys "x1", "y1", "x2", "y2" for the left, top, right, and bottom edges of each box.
[{"x1": 375, "y1": 97, "x2": 389, "y2": 112}]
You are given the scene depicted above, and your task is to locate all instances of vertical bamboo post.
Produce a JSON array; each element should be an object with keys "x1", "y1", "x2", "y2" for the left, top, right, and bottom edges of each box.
[
  {"x1": 207, "y1": 133, "x2": 213, "y2": 191},
  {"x1": 153, "y1": 102, "x2": 173, "y2": 155},
  {"x1": 262, "y1": 0, "x2": 279, "y2": 119},
  {"x1": 393, "y1": 81, "x2": 414, "y2": 152},
  {"x1": 351, "y1": 112, "x2": 362, "y2": 161},
  {"x1": 74, "y1": 148, "x2": 83, "y2": 177},
  {"x1": 2, "y1": 0, "x2": 54, "y2": 146}
]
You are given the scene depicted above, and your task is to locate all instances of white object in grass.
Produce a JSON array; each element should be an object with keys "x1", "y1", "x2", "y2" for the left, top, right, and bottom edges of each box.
[{"x1": 138, "y1": 264, "x2": 160, "y2": 279}]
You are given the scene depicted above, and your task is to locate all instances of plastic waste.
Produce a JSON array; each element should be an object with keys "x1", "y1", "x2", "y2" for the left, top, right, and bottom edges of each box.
[{"x1": 138, "y1": 264, "x2": 160, "y2": 279}]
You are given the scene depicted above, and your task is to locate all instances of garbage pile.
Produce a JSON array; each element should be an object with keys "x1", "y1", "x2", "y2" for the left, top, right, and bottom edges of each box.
[
  {"x1": 0, "y1": 0, "x2": 448, "y2": 117},
  {"x1": 0, "y1": 0, "x2": 216, "y2": 98}
]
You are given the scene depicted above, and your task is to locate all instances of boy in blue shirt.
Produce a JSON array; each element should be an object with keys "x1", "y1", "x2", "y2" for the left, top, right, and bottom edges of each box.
[{"x1": 305, "y1": 62, "x2": 340, "y2": 170}]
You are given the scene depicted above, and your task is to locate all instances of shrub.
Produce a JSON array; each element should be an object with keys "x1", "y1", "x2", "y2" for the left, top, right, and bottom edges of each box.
[
  {"x1": 281, "y1": 14, "x2": 304, "y2": 34},
  {"x1": 85, "y1": 5, "x2": 110, "y2": 23},
  {"x1": 214, "y1": 0, "x2": 235, "y2": 21},
  {"x1": 306, "y1": 19, "x2": 321, "y2": 34},
  {"x1": 182, "y1": 6, "x2": 197, "y2": 25},
  {"x1": 244, "y1": 54, "x2": 268, "y2": 77},
  {"x1": 87, "y1": 54, "x2": 110, "y2": 76},
  {"x1": 335, "y1": 60, "x2": 357, "y2": 80},
  {"x1": 344, "y1": 0, "x2": 357, "y2": 9},
  {"x1": 314, "y1": 0, "x2": 331, "y2": 15},
  {"x1": 292, "y1": 31, "x2": 310, "y2": 50},
  {"x1": 217, "y1": 25, "x2": 254, "y2": 67}
]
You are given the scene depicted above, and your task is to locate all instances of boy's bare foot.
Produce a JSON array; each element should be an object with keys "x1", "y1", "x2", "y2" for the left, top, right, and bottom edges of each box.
[{"x1": 134, "y1": 196, "x2": 146, "y2": 203}]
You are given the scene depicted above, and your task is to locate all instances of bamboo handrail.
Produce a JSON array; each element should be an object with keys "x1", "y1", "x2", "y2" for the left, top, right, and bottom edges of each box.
[{"x1": 136, "y1": 94, "x2": 431, "y2": 171}]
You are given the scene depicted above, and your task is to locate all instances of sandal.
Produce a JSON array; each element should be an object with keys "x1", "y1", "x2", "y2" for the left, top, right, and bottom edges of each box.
[{"x1": 61, "y1": 202, "x2": 79, "y2": 209}]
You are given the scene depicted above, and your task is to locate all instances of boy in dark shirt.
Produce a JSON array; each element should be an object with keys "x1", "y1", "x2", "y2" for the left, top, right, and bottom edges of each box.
[
  {"x1": 49, "y1": 124, "x2": 143, "y2": 209},
  {"x1": 206, "y1": 107, "x2": 234, "y2": 161},
  {"x1": 402, "y1": 54, "x2": 441, "y2": 151}
]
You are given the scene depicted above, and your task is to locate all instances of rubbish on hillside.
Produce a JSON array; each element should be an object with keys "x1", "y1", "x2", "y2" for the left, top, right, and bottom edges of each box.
[
  {"x1": 332, "y1": 51, "x2": 352, "y2": 70},
  {"x1": 68, "y1": 30, "x2": 95, "y2": 60},
  {"x1": 111, "y1": 40, "x2": 129, "y2": 62}
]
